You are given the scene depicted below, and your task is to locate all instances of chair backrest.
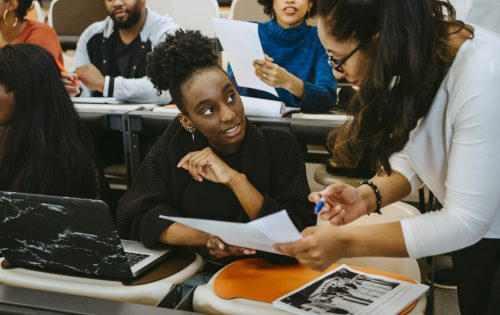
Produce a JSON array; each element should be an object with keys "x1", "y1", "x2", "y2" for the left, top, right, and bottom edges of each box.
[
  {"x1": 229, "y1": 0, "x2": 316, "y2": 25},
  {"x1": 48, "y1": 0, "x2": 108, "y2": 37},
  {"x1": 147, "y1": 0, "x2": 220, "y2": 38},
  {"x1": 318, "y1": 201, "x2": 421, "y2": 227},
  {"x1": 25, "y1": 1, "x2": 45, "y2": 23},
  {"x1": 229, "y1": 0, "x2": 268, "y2": 22},
  {"x1": 325, "y1": 201, "x2": 423, "y2": 282}
]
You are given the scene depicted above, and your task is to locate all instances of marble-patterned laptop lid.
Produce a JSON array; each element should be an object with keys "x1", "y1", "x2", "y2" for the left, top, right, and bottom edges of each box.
[{"x1": 0, "y1": 191, "x2": 133, "y2": 280}]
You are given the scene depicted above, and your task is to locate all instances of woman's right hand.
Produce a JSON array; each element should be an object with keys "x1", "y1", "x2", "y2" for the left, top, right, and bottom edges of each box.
[
  {"x1": 206, "y1": 235, "x2": 256, "y2": 258},
  {"x1": 61, "y1": 72, "x2": 80, "y2": 97},
  {"x1": 310, "y1": 182, "x2": 369, "y2": 226},
  {"x1": 177, "y1": 147, "x2": 240, "y2": 185}
]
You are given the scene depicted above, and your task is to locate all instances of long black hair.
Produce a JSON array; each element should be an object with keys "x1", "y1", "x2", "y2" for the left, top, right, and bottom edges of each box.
[
  {"x1": 318, "y1": 0, "x2": 473, "y2": 173},
  {"x1": 146, "y1": 29, "x2": 221, "y2": 114},
  {"x1": 0, "y1": 44, "x2": 98, "y2": 198}
]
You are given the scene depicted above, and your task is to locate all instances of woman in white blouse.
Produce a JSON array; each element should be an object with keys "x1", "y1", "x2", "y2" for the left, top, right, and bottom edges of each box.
[{"x1": 275, "y1": 0, "x2": 500, "y2": 314}]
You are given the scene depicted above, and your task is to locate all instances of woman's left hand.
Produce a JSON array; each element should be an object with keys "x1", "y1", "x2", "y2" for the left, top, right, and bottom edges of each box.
[
  {"x1": 177, "y1": 147, "x2": 239, "y2": 184},
  {"x1": 274, "y1": 226, "x2": 346, "y2": 271},
  {"x1": 254, "y1": 55, "x2": 293, "y2": 89},
  {"x1": 207, "y1": 235, "x2": 256, "y2": 258}
]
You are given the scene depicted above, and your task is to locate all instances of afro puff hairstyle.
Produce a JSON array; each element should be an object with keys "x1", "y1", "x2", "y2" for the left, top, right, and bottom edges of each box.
[
  {"x1": 257, "y1": 0, "x2": 317, "y2": 18},
  {"x1": 146, "y1": 29, "x2": 221, "y2": 114}
]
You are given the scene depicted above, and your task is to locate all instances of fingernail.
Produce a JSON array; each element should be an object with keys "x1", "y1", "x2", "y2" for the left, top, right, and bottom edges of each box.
[
  {"x1": 218, "y1": 243, "x2": 224, "y2": 250},
  {"x1": 244, "y1": 250, "x2": 250, "y2": 255}
]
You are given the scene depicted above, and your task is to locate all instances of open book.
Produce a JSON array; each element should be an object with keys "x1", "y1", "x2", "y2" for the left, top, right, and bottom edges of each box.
[{"x1": 273, "y1": 264, "x2": 428, "y2": 315}]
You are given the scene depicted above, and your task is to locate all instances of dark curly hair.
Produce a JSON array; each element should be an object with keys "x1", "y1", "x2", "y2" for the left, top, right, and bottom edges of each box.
[
  {"x1": 258, "y1": 0, "x2": 317, "y2": 18},
  {"x1": 146, "y1": 30, "x2": 220, "y2": 114},
  {"x1": 14, "y1": 0, "x2": 34, "y2": 19},
  {"x1": 318, "y1": 0, "x2": 473, "y2": 174}
]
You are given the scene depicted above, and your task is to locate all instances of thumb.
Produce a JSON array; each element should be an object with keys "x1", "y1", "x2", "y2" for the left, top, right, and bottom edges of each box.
[{"x1": 322, "y1": 182, "x2": 349, "y2": 198}]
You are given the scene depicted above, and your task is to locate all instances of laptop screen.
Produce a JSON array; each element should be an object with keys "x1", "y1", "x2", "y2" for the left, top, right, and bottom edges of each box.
[{"x1": 0, "y1": 192, "x2": 133, "y2": 280}]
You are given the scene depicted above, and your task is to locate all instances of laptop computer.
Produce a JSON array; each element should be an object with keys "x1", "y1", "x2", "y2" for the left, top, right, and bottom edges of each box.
[{"x1": 0, "y1": 191, "x2": 171, "y2": 280}]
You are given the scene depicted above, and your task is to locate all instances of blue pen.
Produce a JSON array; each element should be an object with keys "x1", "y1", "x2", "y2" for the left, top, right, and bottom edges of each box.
[{"x1": 314, "y1": 198, "x2": 325, "y2": 214}]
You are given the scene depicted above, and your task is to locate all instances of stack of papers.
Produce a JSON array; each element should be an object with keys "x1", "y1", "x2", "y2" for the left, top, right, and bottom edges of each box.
[
  {"x1": 160, "y1": 210, "x2": 301, "y2": 254},
  {"x1": 152, "y1": 105, "x2": 181, "y2": 114},
  {"x1": 274, "y1": 264, "x2": 428, "y2": 315},
  {"x1": 72, "y1": 97, "x2": 158, "y2": 111},
  {"x1": 151, "y1": 97, "x2": 293, "y2": 118},
  {"x1": 241, "y1": 96, "x2": 284, "y2": 118},
  {"x1": 71, "y1": 97, "x2": 122, "y2": 104}
]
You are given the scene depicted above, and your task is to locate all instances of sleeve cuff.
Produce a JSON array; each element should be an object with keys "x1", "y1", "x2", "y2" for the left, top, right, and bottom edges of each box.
[
  {"x1": 400, "y1": 218, "x2": 421, "y2": 258},
  {"x1": 389, "y1": 151, "x2": 423, "y2": 192},
  {"x1": 139, "y1": 205, "x2": 177, "y2": 248},
  {"x1": 103, "y1": 76, "x2": 115, "y2": 97}
]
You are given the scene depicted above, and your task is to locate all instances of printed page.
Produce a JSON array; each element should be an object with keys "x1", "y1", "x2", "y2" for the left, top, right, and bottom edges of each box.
[
  {"x1": 213, "y1": 18, "x2": 278, "y2": 97},
  {"x1": 160, "y1": 210, "x2": 301, "y2": 254},
  {"x1": 273, "y1": 264, "x2": 428, "y2": 315}
]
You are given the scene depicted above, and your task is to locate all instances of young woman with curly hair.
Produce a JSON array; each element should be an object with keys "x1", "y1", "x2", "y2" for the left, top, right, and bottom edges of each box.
[
  {"x1": 276, "y1": 1, "x2": 500, "y2": 313},
  {"x1": 117, "y1": 30, "x2": 316, "y2": 281},
  {"x1": 228, "y1": 0, "x2": 336, "y2": 113}
]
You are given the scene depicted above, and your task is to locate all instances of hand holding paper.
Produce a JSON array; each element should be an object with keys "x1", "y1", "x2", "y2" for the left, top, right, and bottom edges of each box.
[
  {"x1": 160, "y1": 210, "x2": 301, "y2": 254},
  {"x1": 213, "y1": 18, "x2": 278, "y2": 97}
]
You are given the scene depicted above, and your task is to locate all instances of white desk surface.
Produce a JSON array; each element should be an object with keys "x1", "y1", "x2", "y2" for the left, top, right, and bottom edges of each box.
[
  {"x1": 0, "y1": 254, "x2": 203, "y2": 306},
  {"x1": 194, "y1": 260, "x2": 426, "y2": 315},
  {"x1": 74, "y1": 103, "x2": 158, "y2": 112},
  {"x1": 290, "y1": 112, "x2": 349, "y2": 121},
  {"x1": 72, "y1": 97, "x2": 349, "y2": 121},
  {"x1": 194, "y1": 202, "x2": 426, "y2": 315}
]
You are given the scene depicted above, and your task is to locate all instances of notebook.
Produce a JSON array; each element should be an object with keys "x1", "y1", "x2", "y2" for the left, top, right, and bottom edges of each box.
[{"x1": 0, "y1": 192, "x2": 171, "y2": 280}]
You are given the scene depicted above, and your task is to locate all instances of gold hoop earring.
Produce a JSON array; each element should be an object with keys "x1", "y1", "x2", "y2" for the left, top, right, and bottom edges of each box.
[{"x1": 3, "y1": 9, "x2": 18, "y2": 28}]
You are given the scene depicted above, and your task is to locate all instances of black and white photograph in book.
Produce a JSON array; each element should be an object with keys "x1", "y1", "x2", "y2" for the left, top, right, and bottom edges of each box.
[{"x1": 277, "y1": 266, "x2": 399, "y2": 315}]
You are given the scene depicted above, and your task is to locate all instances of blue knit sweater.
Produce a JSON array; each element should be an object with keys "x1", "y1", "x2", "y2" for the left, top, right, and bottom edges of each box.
[{"x1": 228, "y1": 19, "x2": 337, "y2": 113}]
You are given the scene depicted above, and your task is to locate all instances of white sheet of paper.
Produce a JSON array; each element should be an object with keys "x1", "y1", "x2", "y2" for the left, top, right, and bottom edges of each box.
[
  {"x1": 152, "y1": 106, "x2": 181, "y2": 114},
  {"x1": 241, "y1": 96, "x2": 284, "y2": 117},
  {"x1": 160, "y1": 210, "x2": 301, "y2": 254},
  {"x1": 213, "y1": 18, "x2": 278, "y2": 97},
  {"x1": 74, "y1": 103, "x2": 157, "y2": 111},
  {"x1": 72, "y1": 97, "x2": 122, "y2": 104},
  {"x1": 291, "y1": 112, "x2": 350, "y2": 121}
]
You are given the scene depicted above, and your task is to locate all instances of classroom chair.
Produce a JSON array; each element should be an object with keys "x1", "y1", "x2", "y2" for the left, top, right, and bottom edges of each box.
[
  {"x1": 147, "y1": 0, "x2": 220, "y2": 38},
  {"x1": 0, "y1": 250, "x2": 203, "y2": 307},
  {"x1": 193, "y1": 202, "x2": 426, "y2": 315},
  {"x1": 25, "y1": 1, "x2": 45, "y2": 23},
  {"x1": 48, "y1": 0, "x2": 107, "y2": 50},
  {"x1": 228, "y1": 0, "x2": 268, "y2": 22},
  {"x1": 229, "y1": 0, "x2": 316, "y2": 25}
]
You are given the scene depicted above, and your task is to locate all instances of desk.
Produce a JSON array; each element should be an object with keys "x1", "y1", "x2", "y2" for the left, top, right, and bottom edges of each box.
[
  {"x1": 0, "y1": 251, "x2": 203, "y2": 306},
  {"x1": 0, "y1": 284, "x2": 199, "y2": 314},
  {"x1": 125, "y1": 111, "x2": 347, "y2": 180},
  {"x1": 193, "y1": 202, "x2": 426, "y2": 315},
  {"x1": 76, "y1": 106, "x2": 134, "y2": 186},
  {"x1": 76, "y1": 106, "x2": 130, "y2": 131}
]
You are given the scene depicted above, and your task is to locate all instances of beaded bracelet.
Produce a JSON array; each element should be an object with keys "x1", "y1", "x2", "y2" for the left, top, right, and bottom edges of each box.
[{"x1": 360, "y1": 180, "x2": 382, "y2": 215}]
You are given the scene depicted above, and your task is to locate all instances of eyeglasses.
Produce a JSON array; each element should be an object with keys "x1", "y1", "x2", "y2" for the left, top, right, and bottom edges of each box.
[{"x1": 326, "y1": 42, "x2": 364, "y2": 73}]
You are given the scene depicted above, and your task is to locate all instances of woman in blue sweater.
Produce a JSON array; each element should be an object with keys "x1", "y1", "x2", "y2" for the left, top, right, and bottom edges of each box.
[{"x1": 229, "y1": 0, "x2": 336, "y2": 113}]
